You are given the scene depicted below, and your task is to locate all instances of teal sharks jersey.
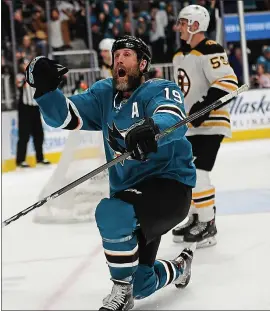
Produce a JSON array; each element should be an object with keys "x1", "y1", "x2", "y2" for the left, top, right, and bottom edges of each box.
[{"x1": 36, "y1": 78, "x2": 196, "y2": 194}]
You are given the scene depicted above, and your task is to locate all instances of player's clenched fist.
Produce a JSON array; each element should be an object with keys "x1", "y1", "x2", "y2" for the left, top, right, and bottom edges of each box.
[
  {"x1": 125, "y1": 118, "x2": 160, "y2": 161},
  {"x1": 25, "y1": 56, "x2": 68, "y2": 98}
]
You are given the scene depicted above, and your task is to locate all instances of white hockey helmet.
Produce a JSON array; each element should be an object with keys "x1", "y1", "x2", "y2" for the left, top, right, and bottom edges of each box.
[
  {"x1": 99, "y1": 38, "x2": 115, "y2": 51},
  {"x1": 178, "y1": 4, "x2": 210, "y2": 40}
]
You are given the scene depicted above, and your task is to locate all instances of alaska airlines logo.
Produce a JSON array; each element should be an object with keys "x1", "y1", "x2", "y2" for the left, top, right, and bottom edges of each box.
[{"x1": 107, "y1": 122, "x2": 129, "y2": 165}]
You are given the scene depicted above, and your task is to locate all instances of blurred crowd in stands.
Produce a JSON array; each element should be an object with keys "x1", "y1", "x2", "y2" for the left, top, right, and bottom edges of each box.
[{"x1": 2, "y1": 0, "x2": 270, "y2": 92}]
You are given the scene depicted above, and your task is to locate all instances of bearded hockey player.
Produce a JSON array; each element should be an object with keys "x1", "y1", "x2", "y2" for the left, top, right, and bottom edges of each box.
[
  {"x1": 172, "y1": 5, "x2": 238, "y2": 248},
  {"x1": 25, "y1": 36, "x2": 196, "y2": 310}
]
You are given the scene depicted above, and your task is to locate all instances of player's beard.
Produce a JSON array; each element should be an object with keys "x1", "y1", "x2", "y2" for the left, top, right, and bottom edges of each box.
[{"x1": 113, "y1": 65, "x2": 142, "y2": 92}]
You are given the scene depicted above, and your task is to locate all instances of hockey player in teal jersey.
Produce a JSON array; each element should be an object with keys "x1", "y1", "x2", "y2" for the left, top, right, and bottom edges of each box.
[{"x1": 26, "y1": 36, "x2": 196, "y2": 310}]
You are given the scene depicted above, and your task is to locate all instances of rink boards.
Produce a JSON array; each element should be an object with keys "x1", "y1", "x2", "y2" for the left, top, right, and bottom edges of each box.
[{"x1": 2, "y1": 88, "x2": 270, "y2": 172}]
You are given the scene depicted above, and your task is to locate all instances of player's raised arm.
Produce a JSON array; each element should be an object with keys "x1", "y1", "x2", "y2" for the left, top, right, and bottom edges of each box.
[{"x1": 25, "y1": 57, "x2": 102, "y2": 131}]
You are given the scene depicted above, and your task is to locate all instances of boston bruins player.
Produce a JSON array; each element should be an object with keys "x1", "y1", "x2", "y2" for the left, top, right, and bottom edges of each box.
[
  {"x1": 99, "y1": 38, "x2": 115, "y2": 79},
  {"x1": 172, "y1": 4, "x2": 238, "y2": 248}
]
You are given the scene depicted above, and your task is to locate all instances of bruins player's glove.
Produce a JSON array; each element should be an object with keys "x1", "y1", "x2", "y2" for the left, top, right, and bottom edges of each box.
[
  {"x1": 25, "y1": 56, "x2": 68, "y2": 98},
  {"x1": 189, "y1": 98, "x2": 210, "y2": 127},
  {"x1": 190, "y1": 87, "x2": 232, "y2": 127},
  {"x1": 125, "y1": 118, "x2": 160, "y2": 161}
]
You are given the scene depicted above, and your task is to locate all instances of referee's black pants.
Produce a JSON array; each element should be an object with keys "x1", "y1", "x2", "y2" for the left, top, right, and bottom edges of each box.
[{"x1": 16, "y1": 103, "x2": 44, "y2": 165}]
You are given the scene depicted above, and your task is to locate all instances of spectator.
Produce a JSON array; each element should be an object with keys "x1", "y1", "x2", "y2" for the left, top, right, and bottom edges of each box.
[
  {"x1": 255, "y1": 46, "x2": 270, "y2": 88},
  {"x1": 111, "y1": 7, "x2": 124, "y2": 39},
  {"x1": 21, "y1": 0, "x2": 43, "y2": 31},
  {"x1": 56, "y1": 0, "x2": 79, "y2": 45},
  {"x1": 257, "y1": 71, "x2": 270, "y2": 88},
  {"x1": 75, "y1": 4, "x2": 103, "y2": 51},
  {"x1": 98, "y1": 1, "x2": 115, "y2": 39},
  {"x1": 123, "y1": 12, "x2": 132, "y2": 36},
  {"x1": 48, "y1": 8, "x2": 75, "y2": 51},
  {"x1": 228, "y1": 46, "x2": 243, "y2": 85},
  {"x1": 14, "y1": 9, "x2": 30, "y2": 45},
  {"x1": 149, "y1": 3, "x2": 168, "y2": 64},
  {"x1": 256, "y1": 46, "x2": 270, "y2": 74},
  {"x1": 136, "y1": 12, "x2": 151, "y2": 45},
  {"x1": 49, "y1": 8, "x2": 65, "y2": 51},
  {"x1": 73, "y1": 5, "x2": 88, "y2": 48},
  {"x1": 16, "y1": 58, "x2": 51, "y2": 168},
  {"x1": 165, "y1": 3, "x2": 176, "y2": 62},
  {"x1": 31, "y1": 8, "x2": 48, "y2": 56},
  {"x1": 16, "y1": 35, "x2": 37, "y2": 63},
  {"x1": 56, "y1": 0, "x2": 80, "y2": 21}
]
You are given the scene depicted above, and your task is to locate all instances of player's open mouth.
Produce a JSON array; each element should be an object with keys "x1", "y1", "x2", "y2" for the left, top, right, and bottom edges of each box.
[{"x1": 118, "y1": 68, "x2": 126, "y2": 77}]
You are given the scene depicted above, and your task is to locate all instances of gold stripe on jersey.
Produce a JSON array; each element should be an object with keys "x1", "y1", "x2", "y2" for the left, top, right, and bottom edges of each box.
[
  {"x1": 212, "y1": 81, "x2": 238, "y2": 92},
  {"x1": 221, "y1": 74, "x2": 238, "y2": 83},
  {"x1": 173, "y1": 51, "x2": 183, "y2": 59},
  {"x1": 188, "y1": 121, "x2": 231, "y2": 129},
  {"x1": 201, "y1": 121, "x2": 231, "y2": 128},
  {"x1": 211, "y1": 73, "x2": 238, "y2": 93},
  {"x1": 210, "y1": 110, "x2": 230, "y2": 118},
  {"x1": 190, "y1": 50, "x2": 203, "y2": 56},
  {"x1": 188, "y1": 107, "x2": 231, "y2": 129}
]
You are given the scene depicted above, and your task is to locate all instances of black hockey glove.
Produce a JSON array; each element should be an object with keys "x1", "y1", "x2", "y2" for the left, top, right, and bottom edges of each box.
[
  {"x1": 125, "y1": 118, "x2": 160, "y2": 161},
  {"x1": 189, "y1": 98, "x2": 210, "y2": 128},
  {"x1": 189, "y1": 87, "x2": 233, "y2": 128},
  {"x1": 25, "y1": 56, "x2": 68, "y2": 98}
]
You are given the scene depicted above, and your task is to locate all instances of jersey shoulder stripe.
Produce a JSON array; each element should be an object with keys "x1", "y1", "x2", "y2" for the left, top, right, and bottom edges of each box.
[
  {"x1": 173, "y1": 43, "x2": 191, "y2": 60},
  {"x1": 173, "y1": 47, "x2": 183, "y2": 61},
  {"x1": 193, "y1": 38, "x2": 225, "y2": 56}
]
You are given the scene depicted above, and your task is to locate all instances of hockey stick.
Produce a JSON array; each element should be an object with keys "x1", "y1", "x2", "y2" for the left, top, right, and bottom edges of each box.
[{"x1": 2, "y1": 84, "x2": 248, "y2": 227}]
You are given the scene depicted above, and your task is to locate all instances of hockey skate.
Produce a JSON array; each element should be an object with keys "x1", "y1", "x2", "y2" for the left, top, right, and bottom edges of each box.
[
  {"x1": 16, "y1": 161, "x2": 31, "y2": 169},
  {"x1": 172, "y1": 214, "x2": 198, "y2": 243},
  {"x1": 36, "y1": 159, "x2": 51, "y2": 167},
  {"x1": 184, "y1": 217, "x2": 217, "y2": 248},
  {"x1": 100, "y1": 279, "x2": 134, "y2": 311},
  {"x1": 172, "y1": 248, "x2": 194, "y2": 288}
]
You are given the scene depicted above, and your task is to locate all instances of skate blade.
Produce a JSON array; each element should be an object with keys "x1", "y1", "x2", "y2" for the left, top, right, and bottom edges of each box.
[
  {"x1": 173, "y1": 235, "x2": 184, "y2": 243},
  {"x1": 196, "y1": 236, "x2": 217, "y2": 249}
]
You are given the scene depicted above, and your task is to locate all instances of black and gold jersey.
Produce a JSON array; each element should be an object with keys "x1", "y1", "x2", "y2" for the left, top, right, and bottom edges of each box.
[{"x1": 173, "y1": 38, "x2": 238, "y2": 137}]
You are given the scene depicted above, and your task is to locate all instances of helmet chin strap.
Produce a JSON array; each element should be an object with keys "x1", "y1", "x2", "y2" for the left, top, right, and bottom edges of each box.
[
  {"x1": 186, "y1": 26, "x2": 201, "y2": 44},
  {"x1": 186, "y1": 33, "x2": 193, "y2": 45}
]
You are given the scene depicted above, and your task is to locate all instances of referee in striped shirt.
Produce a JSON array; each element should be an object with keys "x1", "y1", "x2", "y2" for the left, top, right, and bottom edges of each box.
[{"x1": 16, "y1": 58, "x2": 50, "y2": 168}]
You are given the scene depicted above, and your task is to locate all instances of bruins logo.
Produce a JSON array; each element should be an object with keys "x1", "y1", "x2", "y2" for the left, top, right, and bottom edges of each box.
[{"x1": 177, "y1": 68, "x2": 190, "y2": 97}]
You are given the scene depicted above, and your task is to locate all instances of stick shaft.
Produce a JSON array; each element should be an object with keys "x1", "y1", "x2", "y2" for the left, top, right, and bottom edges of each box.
[{"x1": 2, "y1": 84, "x2": 248, "y2": 227}]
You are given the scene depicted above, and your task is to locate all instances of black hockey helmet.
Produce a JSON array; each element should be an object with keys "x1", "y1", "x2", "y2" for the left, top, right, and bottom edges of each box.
[{"x1": 111, "y1": 35, "x2": 151, "y2": 73}]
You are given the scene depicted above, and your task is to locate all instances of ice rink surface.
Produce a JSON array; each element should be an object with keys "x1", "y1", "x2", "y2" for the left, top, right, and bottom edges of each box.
[{"x1": 2, "y1": 139, "x2": 270, "y2": 310}]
